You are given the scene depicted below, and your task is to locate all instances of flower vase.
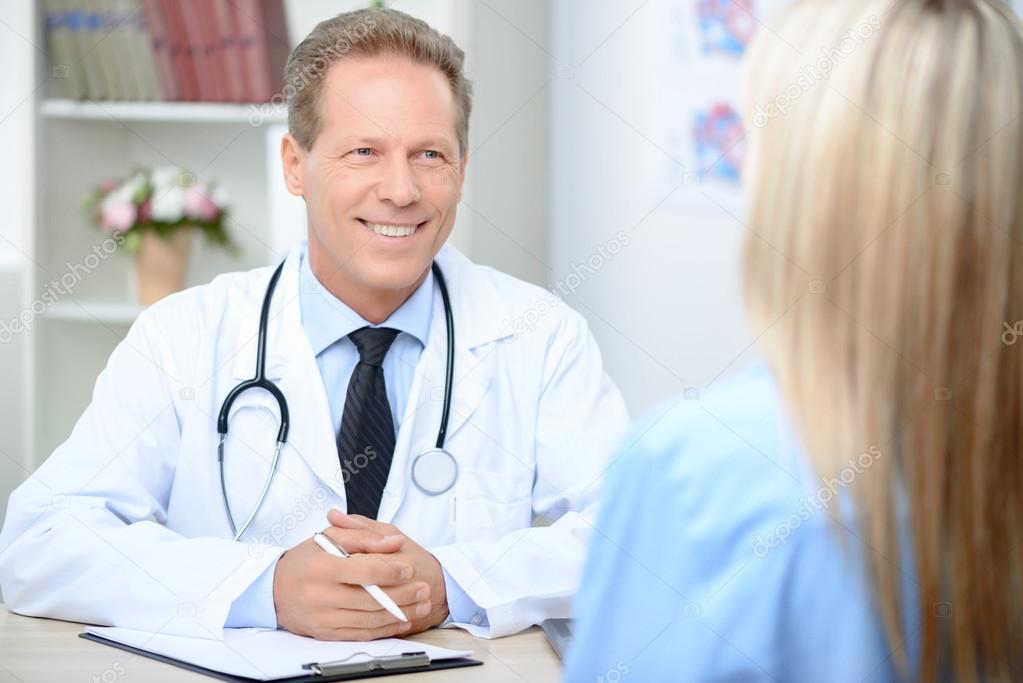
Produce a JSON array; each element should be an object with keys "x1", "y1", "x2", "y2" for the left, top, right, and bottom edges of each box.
[{"x1": 133, "y1": 229, "x2": 192, "y2": 306}]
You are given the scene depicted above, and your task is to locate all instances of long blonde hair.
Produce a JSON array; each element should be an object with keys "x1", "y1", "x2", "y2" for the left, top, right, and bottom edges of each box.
[{"x1": 741, "y1": 0, "x2": 1023, "y2": 679}]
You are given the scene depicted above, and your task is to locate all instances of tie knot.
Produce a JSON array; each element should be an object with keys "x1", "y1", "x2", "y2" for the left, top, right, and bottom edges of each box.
[{"x1": 349, "y1": 327, "x2": 400, "y2": 367}]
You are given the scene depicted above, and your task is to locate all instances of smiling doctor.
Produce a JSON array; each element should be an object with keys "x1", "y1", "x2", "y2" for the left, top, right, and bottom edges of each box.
[{"x1": 0, "y1": 8, "x2": 628, "y2": 642}]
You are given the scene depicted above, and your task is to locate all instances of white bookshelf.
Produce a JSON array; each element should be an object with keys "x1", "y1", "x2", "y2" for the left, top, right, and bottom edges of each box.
[
  {"x1": 41, "y1": 98, "x2": 288, "y2": 124},
  {"x1": 43, "y1": 301, "x2": 143, "y2": 324},
  {"x1": 31, "y1": 103, "x2": 305, "y2": 457},
  {"x1": 28, "y1": 24, "x2": 312, "y2": 459}
]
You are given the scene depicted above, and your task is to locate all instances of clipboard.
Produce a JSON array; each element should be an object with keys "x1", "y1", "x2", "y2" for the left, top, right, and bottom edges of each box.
[{"x1": 79, "y1": 632, "x2": 483, "y2": 682}]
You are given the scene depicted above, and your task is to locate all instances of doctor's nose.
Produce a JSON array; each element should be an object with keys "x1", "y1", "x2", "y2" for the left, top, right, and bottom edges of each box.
[{"x1": 375, "y1": 157, "x2": 421, "y2": 207}]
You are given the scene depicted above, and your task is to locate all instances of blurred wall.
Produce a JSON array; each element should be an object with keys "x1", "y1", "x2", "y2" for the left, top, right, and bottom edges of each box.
[
  {"x1": 0, "y1": 1, "x2": 34, "y2": 535},
  {"x1": 550, "y1": 0, "x2": 753, "y2": 416},
  {"x1": 460, "y1": 0, "x2": 550, "y2": 286}
]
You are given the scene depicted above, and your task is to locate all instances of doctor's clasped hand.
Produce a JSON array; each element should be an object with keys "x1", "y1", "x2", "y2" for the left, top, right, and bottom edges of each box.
[{"x1": 273, "y1": 510, "x2": 449, "y2": 641}]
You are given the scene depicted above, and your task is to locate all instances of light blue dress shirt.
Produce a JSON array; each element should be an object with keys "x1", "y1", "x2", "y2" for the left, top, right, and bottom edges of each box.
[
  {"x1": 226, "y1": 246, "x2": 484, "y2": 629},
  {"x1": 564, "y1": 362, "x2": 921, "y2": 682},
  {"x1": 299, "y1": 248, "x2": 433, "y2": 435}
]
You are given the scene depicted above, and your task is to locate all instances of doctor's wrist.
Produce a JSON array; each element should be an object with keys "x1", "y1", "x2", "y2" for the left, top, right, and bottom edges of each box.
[{"x1": 422, "y1": 552, "x2": 449, "y2": 628}]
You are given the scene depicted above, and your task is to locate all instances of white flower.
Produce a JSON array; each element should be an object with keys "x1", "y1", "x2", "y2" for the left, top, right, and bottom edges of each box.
[
  {"x1": 149, "y1": 166, "x2": 186, "y2": 223},
  {"x1": 151, "y1": 166, "x2": 183, "y2": 193},
  {"x1": 150, "y1": 186, "x2": 185, "y2": 222},
  {"x1": 108, "y1": 172, "x2": 145, "y2": 204},
  {"x1": 211, "y1": 184, "x2": 230, "y2": 208}
]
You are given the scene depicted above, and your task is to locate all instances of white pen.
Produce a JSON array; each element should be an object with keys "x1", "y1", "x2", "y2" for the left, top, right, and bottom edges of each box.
[{"x1": 312, "y1": 532, "x2": 408, "y2": 623}]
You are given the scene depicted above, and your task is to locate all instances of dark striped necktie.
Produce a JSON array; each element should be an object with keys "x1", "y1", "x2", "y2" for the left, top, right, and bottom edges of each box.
[{"x1": 338, "y1": 326, "x2": 400, "y2": 519}]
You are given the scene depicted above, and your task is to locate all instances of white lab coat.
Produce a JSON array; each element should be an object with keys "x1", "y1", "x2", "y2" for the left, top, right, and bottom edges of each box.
[{"x1": 0, "y1": 243, "x2": 629, "y2": 640}]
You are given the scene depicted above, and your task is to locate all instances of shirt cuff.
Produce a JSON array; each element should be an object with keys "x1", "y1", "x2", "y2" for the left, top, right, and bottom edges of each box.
[
  {"x1": 441, "y1": 567, "x2": 489, "y2": 628},
  {"x1": 225, "y1": 558, "x2": 279, "y2": 629}
]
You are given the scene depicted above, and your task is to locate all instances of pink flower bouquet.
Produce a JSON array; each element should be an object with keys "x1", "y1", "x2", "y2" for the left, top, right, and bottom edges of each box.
[{"x1": 84, "y1": 167, "x2": 236, "y2": 254}]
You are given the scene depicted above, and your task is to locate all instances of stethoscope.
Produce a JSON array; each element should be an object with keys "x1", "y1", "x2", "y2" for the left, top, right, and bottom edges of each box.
[{"x1": 217, "y1": 259, "x2": 459, "y2": 541}]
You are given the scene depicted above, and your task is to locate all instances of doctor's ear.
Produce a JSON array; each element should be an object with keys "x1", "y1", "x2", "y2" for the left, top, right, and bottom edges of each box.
[{"x1": 280, "y1": 133, "x2": 306, "y2": 197}]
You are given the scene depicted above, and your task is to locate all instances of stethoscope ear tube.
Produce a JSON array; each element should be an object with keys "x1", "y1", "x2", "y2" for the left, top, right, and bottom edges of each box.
[
  {"x1": 214, "y1": 261, "x2": 288, "y2": 431},
  {"x1": 409, "y1": 264, "x2": 458, "y2": 499},
  {"x1": 217, "y1": 261, "x2": 289, "y2": 540},
  {"x1": 217, "y1": 261, "x2": 289, "y2": 441},
  {"x1": 431, "y1": 262, "x2": 454, "y2": 450},
  {"x1": 220, "y1": 435, "x2": 284, "y2": 541}
]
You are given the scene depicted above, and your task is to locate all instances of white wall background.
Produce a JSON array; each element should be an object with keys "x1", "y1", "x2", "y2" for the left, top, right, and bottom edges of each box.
[
  {"x1": 0, "y1": 1, "x2": 35, "y2": 540},
  {"x1": 549, "y1": 0, "x2": 753, "y2": 416}
]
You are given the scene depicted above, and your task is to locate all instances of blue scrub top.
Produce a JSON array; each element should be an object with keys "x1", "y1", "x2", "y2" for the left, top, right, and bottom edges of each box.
[{"x1": 564, "y1": 362, "x2": 921, "y2": 682}]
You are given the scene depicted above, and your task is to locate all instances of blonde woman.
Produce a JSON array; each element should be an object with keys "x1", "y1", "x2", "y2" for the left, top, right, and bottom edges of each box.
[{"x1": 565, "y1": 0, "x2": 1023, "y2": 680}]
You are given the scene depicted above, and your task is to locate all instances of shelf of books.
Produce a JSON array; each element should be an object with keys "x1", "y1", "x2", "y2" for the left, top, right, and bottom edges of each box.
[{"x1": 43, "y1": 0, "x2": 291, "y2": 104}]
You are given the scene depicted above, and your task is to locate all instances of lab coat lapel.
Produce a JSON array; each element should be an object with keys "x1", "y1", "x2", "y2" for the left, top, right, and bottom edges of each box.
[
  {"x1": 275, "y1": 337, "x2": 348, "y2": 503},
  {"x1": 229, "y1": 247, "x2": 348, "y2": 505},
  {"x1": 376, "y1": 246, "x2": 508, "y2": 523}
]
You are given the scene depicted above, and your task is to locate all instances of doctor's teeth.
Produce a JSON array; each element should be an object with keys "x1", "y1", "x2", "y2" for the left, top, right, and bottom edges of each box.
[{"x1": 367, "y1": 223, "x2": 417, "y2": 237}]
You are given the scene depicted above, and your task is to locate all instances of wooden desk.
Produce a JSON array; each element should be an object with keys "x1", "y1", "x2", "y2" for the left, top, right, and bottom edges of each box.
[{"x1": 0, "y1": 604, "x2": 562, "y2": 682}]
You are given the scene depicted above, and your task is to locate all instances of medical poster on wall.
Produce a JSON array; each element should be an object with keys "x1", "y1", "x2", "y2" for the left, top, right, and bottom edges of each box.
[
  {"x1": 654, "y1": 0, "x2": 789, "y2": 215},
  {"x1": 654, "y1": 0, "x2": 1023, "y2": 215}
]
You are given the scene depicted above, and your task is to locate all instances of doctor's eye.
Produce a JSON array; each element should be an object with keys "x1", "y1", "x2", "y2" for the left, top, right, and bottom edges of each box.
[
  {"x1": 415, "y1": 150, "x2": 445, "y2": 165},
  {"x1": 348, "y1": 148, "x2": 375, "y2": 158},
  {"x1": 344, "y1": 148, "x2": 378, "y2": 165}
]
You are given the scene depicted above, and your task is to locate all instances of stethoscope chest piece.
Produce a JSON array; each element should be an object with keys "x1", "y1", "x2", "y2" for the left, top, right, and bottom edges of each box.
[{"x1": 411, "y1": 448, "x2": 459, "y2": 496}]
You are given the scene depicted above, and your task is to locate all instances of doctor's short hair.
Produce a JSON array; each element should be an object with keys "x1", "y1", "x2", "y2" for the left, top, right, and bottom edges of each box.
[{"x1": 284, "y1": 7, "x2": 473, "y2": 155}]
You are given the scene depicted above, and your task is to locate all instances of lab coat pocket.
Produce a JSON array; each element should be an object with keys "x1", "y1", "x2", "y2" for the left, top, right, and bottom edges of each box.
[{"x1": 453, "y1": 467, "x2": 532, "y2": 543}]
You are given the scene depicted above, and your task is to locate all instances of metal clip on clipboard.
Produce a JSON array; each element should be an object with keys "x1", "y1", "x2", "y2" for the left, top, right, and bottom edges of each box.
[{"x1": 301, "y1": 651, "x2": 431, "y2": 677}]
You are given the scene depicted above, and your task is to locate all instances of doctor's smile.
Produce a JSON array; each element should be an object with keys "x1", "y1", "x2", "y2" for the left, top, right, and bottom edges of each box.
[{"x1": 358, "y1": 221, "x2": 425, "y2": 239}]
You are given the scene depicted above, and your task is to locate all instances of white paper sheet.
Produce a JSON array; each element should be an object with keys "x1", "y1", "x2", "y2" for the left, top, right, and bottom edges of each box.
[{"x1": 83, "y1": 626, "x2": 473, "y2": 681}]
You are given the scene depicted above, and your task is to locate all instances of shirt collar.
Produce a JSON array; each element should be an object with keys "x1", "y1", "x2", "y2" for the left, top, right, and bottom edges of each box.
[{"x1": 299, "y1": 244, "x2": 434, "y2": 357}]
